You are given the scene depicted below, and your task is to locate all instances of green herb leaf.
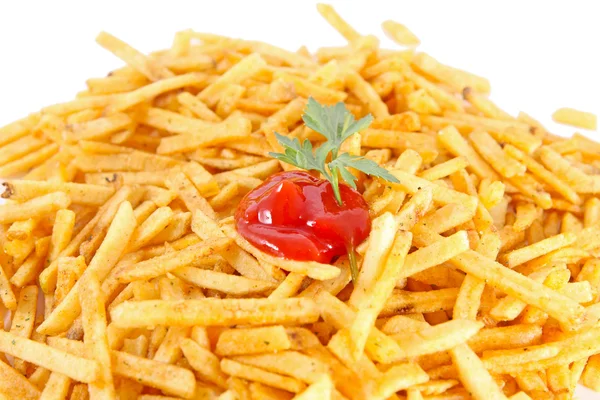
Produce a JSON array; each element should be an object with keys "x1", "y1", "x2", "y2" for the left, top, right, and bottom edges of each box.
[
  {"x1": 329, "y1": 153, "x2": 400, "y2": 187},
  {"x1": 270, "y1": 97, "x2": 398, "y2": 206}
]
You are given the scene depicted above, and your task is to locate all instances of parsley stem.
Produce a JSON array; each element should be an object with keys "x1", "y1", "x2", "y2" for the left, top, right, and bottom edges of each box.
[
  {"x1": 329, "y1": 165, "x2": 343, "y2": 206},
  {"x1": 347, "y1": 245, "x2": 358, "y2": 283}
]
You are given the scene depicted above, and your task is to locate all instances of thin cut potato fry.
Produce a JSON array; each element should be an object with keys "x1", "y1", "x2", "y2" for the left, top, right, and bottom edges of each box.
[
  {"x1": 107, "y1": 72, "x2": 207, "y2": 114},
  {"x1": 552, "y1": 107, "x2": 597, "y2": 130},
  {"x1": 316, "y1": 3, "x2": 360, "y2": 42},
  {"x1": 505, "y1": 232, "x2": 576, "y2": 268},
  {"x1": 292, "y1": 374, "x2": 334, "y2": 400},
  {"x1": 221, "y1": 358, "x2": 306, "y2": 393},
  {"x1": 3, "y1": 5, "x2": 600, "y2": 399},
  {"x1": 215, "y1": 326, "x2": 291, "y2": 356},
  {"x1": 156, "y1": 113, "x2": 252, "y2": 154},
  {"x1": 96, "y1": 31, "x2": 173, "y2": 81},
  {"x1": 382, "y1": 20, "x2": 420, "y2": 46},
  {"x1": 117, "y1": 237, "x2": 231, "y2": 281},
  {"x1": 2, "y1": 180, "x2": 114, "y2": 206},
  {"x1": 0, "y1": 331, "x2": 98, "y2": 383},
  {"x1": 0, "y1": 192, "x2": 70, "y2": 224},
  {"x1": 110, "y1": 297, "x2": 320, "y2": 328},
  {"x1": 80, "y1": 272, "x2": 116, "y2": 398},
  {"x1": 449, "y1": 343, "x2": 507, "y2": 400}
]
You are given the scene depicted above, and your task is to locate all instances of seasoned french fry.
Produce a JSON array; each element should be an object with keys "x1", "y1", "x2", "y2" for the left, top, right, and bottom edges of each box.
[
  {"x1": 505, "y1": 232, "x2": 576, "y2": 268},
  {"x1": 110, "y1": 297, "x2": 319, "y2": 328},
  {"x1": 221, "y1": 359, "x2": 306, "y2": 393},
  {"x1": 316, "y1": 3, "x2": 360, "y2": 42},
  {"x1": 156, "y1": 113, "x2": 252, "y2": 154},
  {"x1": 0, "y1": 192, "x2": 70, "y2": 224},
  {"x1": 96, "y1": 31, "x2": 173, "y2": 81},
  {"x1": 0, "y1": 331, "x2": 98, "y2": 382},
  {"x1": 449, "y1": 344, "x2": 506, "y2": 400},
  {"x1": 382, "y1": 20, "x2": 420, "y2": 46},
  {"x1": 80, "y1": 272, "x2": 116, "y2": 398},
  {"x1": 216, "y1": 326, "x2": 291, "y2": 356},
  {"x1": 292, "y1": 374, "x2": 334, "y2": 400}
]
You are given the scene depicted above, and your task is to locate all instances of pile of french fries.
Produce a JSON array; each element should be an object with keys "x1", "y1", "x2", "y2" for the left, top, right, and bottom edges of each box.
[{"x1": 1, "y1": 4, "x2": 599, "y2": 400}]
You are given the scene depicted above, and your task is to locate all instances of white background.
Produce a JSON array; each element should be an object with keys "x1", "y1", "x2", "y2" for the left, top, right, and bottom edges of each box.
[{"x1": 0, "y1": 1, "x2": 598, "y2": 398}]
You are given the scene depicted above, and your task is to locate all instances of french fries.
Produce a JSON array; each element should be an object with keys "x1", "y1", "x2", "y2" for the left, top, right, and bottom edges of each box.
[{"x1": 1, "y1": 4, "x2": 599, "y2": 399}]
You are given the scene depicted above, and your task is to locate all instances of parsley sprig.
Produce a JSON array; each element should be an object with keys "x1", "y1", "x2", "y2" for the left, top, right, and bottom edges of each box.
[{"x1": 269, "y1": 97, "x2": 400, "y2": 206}]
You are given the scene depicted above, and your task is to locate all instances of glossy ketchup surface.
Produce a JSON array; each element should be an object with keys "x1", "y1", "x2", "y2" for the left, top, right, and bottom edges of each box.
[{"x1": 235, "y1": 170, "x2": 371, "y2": 264}]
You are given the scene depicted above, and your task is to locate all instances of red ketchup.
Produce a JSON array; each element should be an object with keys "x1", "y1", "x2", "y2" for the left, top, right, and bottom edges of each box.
[{"x1": 235, "y1": 170, "x2": 371, "y2": 264}]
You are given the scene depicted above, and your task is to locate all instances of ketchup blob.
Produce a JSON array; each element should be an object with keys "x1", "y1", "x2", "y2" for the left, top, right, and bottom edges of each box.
[{"x1": 235, "y1": 170, "x2": 371, "y2": 264}]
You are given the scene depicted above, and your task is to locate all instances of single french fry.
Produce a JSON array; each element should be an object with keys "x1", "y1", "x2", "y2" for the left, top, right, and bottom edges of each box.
[
  {"x1": 350, "y1": 212, "x2": 399, "y2": 306},
  {"x1": 117, "y1": 237, "x2": 231, "y2": 282},
  {"x1": 156, "y1": 113, "x2": 252, "y2": 154},
  {"x1": 199, "y1": 53, "x2": 266, "y2": 107},
  {"x1": 96, "y1": 31, "x2": 173, "y2": 81},
  {"x1": 0, "y1": 331, "x2": 98, "y2": 382},
  {"x1": 382, "y1": 288, "x2": 459, "y2": 316},
  {"x1": 108, "y1": 73, "x2": 206, "y2": 114},
  {"x1": 48, "y1": 209, "x2": 76, "y2": 265},
  {"x1": 174, "y1": 266, "x2": 276, "y2": 295},
  {"x1": 292, "y1": 374, "x2": 334, "y2": 400},
  {"x1": 79, "y1": 272, "x2": 116, "y2": 399},
  {"x1": 39, "y1": 372, "x2": 71, "y2": 400},
  {"x1": 232, "y1": 351, "x2": 329, "y2": 386},
  {"x1": 216, "y1": 326, "x2": 292, "y2": 356},
  {"x1": 316, "y1": 3, "x2": 360, "y2": 42},
  {"x1": 399, "y1": 231, "x2": 470, "y2": 280},
  {"x1": 221, "y1": 358, "x2": 306, "y2": 393},
  {"x1": 505, "y1": 232, "x2": 576, "y2": 268},
  {"x1": 110, "y1": 297, "x2": 319, "y2": 328},
  {"x1": 0, "y1": 259, "x2": 17, "y2": 310},
  {"x1": 382, "y1": 20, "x2": 420, "y2": 46},
  {"x1": 449, "y1": 343, "x2": 507, "y2": 400},
  {"x1": 9, "y1": 285, "x2": 38, "y2": 373},
  {"x1": 552, "y1": 107, "x2": 597, "y2": 130},
  {"x1": 0, "y1": 192, "x2": 70, "y2": 224}
]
